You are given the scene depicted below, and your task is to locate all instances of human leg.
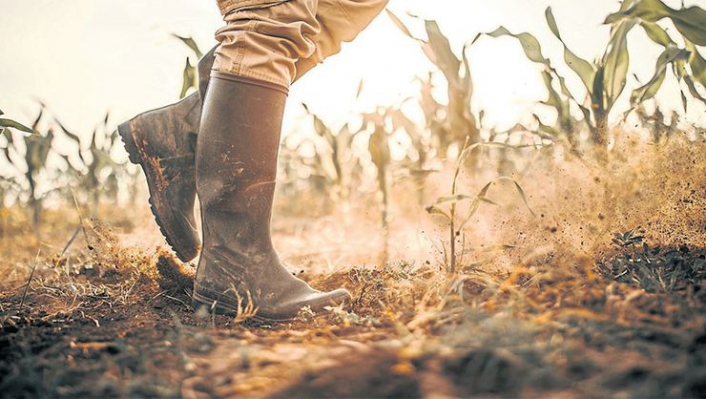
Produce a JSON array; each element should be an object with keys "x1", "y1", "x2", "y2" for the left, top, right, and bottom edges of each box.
[
  {"x1": 119, "y1": 0, "x2": 388, "y2": 263},
  {"x1": 193, "y1": 0, "x2": 350, "y2": 320}
]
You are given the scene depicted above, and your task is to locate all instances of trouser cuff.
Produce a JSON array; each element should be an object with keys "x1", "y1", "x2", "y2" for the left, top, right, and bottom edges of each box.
[{"x1": 210, "y1": 71, "x2": 290, "y2": 96}]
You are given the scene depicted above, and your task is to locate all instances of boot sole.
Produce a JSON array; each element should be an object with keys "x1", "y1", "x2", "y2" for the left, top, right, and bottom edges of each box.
[
  {"x1": 118, "y1": 120, "x2": 199, "y2": 262},
  {"x1": 191, "y1": 290, "x2": 294, "y2": 322}
]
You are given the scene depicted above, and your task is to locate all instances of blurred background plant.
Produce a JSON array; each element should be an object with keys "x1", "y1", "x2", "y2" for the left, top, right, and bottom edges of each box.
[
  {"x1": 0, "y1": 105, "x2": 135, "y2": 239},
  {"x1": 1, "y1": 0, "x2": 704, "y2": 266},
  {"x1": 173, "y1": 35, "x2": 204, "y2": 99}
]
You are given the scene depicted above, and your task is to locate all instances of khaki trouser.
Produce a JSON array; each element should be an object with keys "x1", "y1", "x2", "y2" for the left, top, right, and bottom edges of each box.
[{"x1": 212, "y1": 0, "x2": 389, "y2": 89}]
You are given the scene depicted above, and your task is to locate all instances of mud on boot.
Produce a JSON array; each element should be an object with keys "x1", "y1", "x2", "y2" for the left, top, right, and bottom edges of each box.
[{"x1": 192, "y1": 75, "x2": 351, "y2": 321}]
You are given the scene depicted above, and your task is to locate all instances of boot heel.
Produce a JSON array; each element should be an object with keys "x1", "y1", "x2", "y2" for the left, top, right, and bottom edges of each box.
[{"x1": 117, "y1": 121, "x2": 142, "y2": 166}]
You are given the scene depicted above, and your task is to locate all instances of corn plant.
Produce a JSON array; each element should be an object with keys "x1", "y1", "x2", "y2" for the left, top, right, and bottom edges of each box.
[
  {"x1": 0, "y1": 109, "x2": 35, "y2": 208},
  {"x1": 55, "y1": 112, "x2": 127, "y2": 215},
  {"x1": 1, "y1": 107, "x2": 57, "y2": 233},
  {"x1": 289, "y1": 103, "x2": 363, "y2": 209},
  {"x1": 477, "y1": 1, "x2": 705, "y2": 156},
  {"x1": 426, "y1": 138, "x2": 535, "y2": 274},
  {"x1": 0, "y1": 108, "x2": 26, "y2": 235},
  {"x1": 604, "y1": 0, "x2": 706, "y2": 113},
  {"x1": 387, "y1": 11, "x2": 480, "y2": 155},
  {"x1": 363, "y1": 108, "x2": 393, "y2": 229}
]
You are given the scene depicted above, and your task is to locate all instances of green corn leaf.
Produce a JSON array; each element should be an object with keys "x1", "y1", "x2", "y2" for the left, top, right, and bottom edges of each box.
[
  {"x1": 172, "y1": 34, "x2": 203, "y2": 58},
  {"x1": 533, "y1": 114, "x2": 560, "y2": 137},
  {"x1": 685, "y1": 41, "x2": 706, "y2": 87},
  {"x1": 592, "y1": 66, "x2": 607, "y2": 116},
  {"x1": 683, "y1": 75, "x2": 706, "y2": 106},
  {"x1": 680, "y1": 88, "x2": 688, "y2": 111},
  {"x1": 602, "y1": 19, "x2": 638, "y2": 113},
  {"x1": 0, "y1": 118, "x2": 35, "y2": 134},
  {"x1": 457, "y1": 181, "x2": 494, "y2": 230},
  {"x1": 605, "y1": 0, "x2": 706, "y2": 46},
  {"x1": 577, "y1": 103, "x2": 594, "y2": 129},
  {"x1": 620, "y1": 0, "x2": 641, "y2": 12},
  {"x1": 546, "y1": 7, "x2": 596, "y2": 93},
  {"x1": 540, "y1": 70, "x2": 563, "y2": 109},
  {"x1": 313, "y1": 115, "x2": 328, "y2": 138},
  {"x1": 484, "y1": 27, "x2": 549, "y2": 65},
  {"x1": 424, "y1": 20, "x2": 461, "y2": 87},
  {"x1": 180, "y1": 58, "x2": 196, "y2": 99},
  {"x1": 640, "y1": 21, "x2": 674, "y2": 47},
  {"x1": 631, "y1": 46, "x2": 690, "y2": 104}
]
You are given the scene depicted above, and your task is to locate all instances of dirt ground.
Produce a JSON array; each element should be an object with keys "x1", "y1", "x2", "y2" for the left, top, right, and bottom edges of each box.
[
  {"x1": 1, "y1": 212, "x2": 705, "y2": 399},
  {"x1": 2, "y1": 142, "x2": 706, "y2": 398}
]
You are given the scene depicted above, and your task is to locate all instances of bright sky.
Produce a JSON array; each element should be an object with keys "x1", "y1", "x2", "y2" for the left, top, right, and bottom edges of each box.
[{"x1": 1, "y1": 0, "x2": 705, "y2": 147}]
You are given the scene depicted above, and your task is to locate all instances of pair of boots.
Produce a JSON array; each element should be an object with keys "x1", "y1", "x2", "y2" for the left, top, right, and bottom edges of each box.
[{"x1": 118, "y1": 51, "x2": 350, "y2": 321}]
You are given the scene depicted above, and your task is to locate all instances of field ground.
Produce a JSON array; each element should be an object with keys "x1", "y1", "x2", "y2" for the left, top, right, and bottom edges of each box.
[{"x1": 1, "y1": 140, "x2": 706, "y2": 398}]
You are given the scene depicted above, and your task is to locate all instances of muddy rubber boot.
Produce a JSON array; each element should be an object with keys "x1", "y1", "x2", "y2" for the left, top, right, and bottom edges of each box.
[
  {"x1": 118, "y1": 47, "x2": 216, "y2": 262},
  {"x1": 192, "y1": 74, "x2": 351, "y2": 321}
]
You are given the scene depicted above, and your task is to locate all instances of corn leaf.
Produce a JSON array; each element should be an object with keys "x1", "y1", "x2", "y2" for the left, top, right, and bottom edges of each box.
[
  {"x1": 386, "y1": 9, "x2": 416, "y2": 40},
  {"x1": 424, "y1": 20, "x2": 461, "y2": 87},
  {"x1": 631, "y1": 46, "x2": 690, "y2": 104},
  {"x1": 433, "y1": 194, "x2": 473, "y2": 206},
  {"x1": 499, "y1": 176, "x2": 537, "y2": 217},
  {"x1": 605, "y1": 0, "x2": 706, "y2": 46},
  {"x1": 640, "y1": 21, "x2": 674, "y2": 47},
  {"x1": 461, "y1": 43, "x2": 474, "y2": 98},
  {"x1": 180, "y1": 58, "x2": 196, "y2": 99},
  {"x1": 540, "y1": 70, "x2": 563, "y2": 110},
  {"x1": 683, "y1": 75, "x2": 706, "y2": 105},
  {"x1": 484, "y1": 27, "x2": 549, "y2": 65},
  {"x1": 172, "y1": 34, "x2": 203, "y2": 58},
  {"x1": 685, "y1": 41, "x2": 706, "y2": 87},
  {"x1": 0, "y1": 118, "x2": 35, "y2": 134},
  {"x1": 425, "y1": 205, "x2": 451, "y2": 221},
  {"x1": 55, "y1": 119, "x2": 82, "y2": 146},
  {"x1": 546, "y1": 7, "x2": 596, "y2": 93},
  {"x1": 533, "y1": 114, "x2": 560, "y2": 137},
  {"x1": 602, "y1": 19, "x2": 638, "y2": 112}
]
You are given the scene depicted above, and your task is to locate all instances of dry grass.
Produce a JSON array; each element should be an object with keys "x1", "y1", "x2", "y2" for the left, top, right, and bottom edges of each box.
[{"x1": 1, "y1": 137, "x2": 706, "y2": 398}]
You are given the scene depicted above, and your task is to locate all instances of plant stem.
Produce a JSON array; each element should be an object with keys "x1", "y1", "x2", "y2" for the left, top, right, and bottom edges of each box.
[{"x1": 449, "y1": 207, "x2": 456, "y2": 273}]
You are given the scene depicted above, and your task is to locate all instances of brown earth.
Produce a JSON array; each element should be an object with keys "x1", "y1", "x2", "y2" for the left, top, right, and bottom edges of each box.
[
  {"x1": 1, "y1": 214, "x2": 705, "y2": 398},
  {"x1": 2, "y1": 140, "x2": 706, "y2": 398}
]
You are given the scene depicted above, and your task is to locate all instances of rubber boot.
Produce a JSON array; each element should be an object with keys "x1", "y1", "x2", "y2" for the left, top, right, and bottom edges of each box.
[
  {"x1": 118, "y1": 47, "x2": 216, "y2": 262},
  {"x1": 192, "y1": 74, "x2": 351, "y2": 321}
]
